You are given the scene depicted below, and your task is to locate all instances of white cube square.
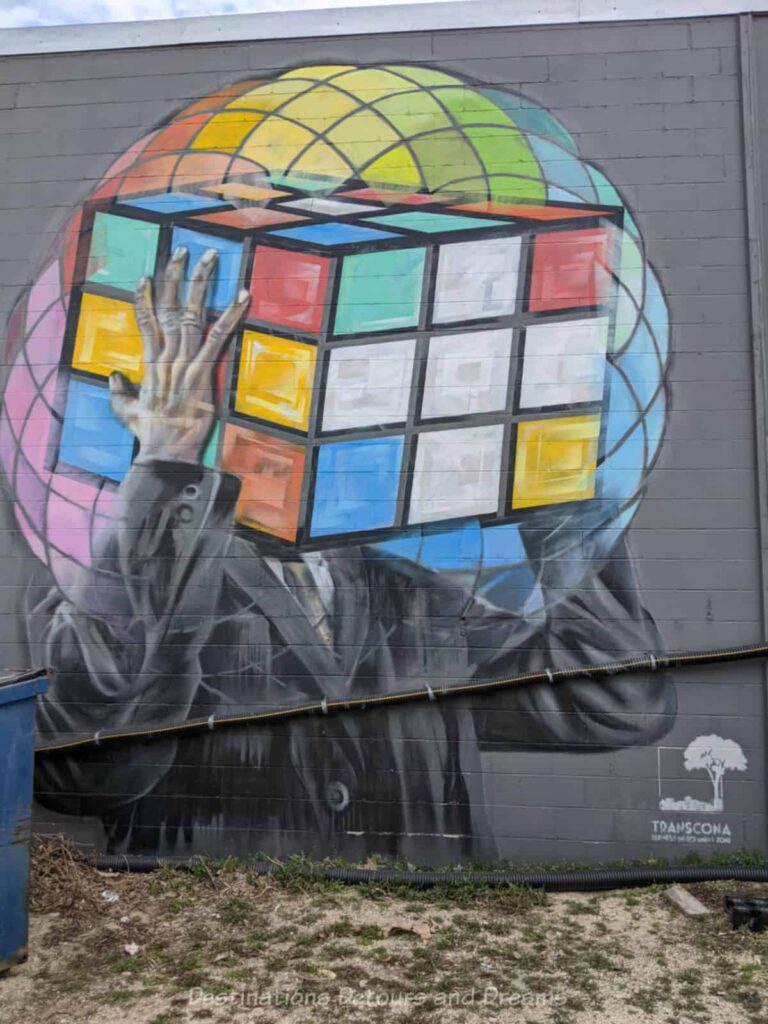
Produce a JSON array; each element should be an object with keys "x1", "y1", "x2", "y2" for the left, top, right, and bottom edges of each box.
[
  {"x1": 321, "y1": 338, "x2": 416, "y2": 432},
  {"x1": 281, "y1": 197, "x2": 380, "y2": 217},
  {"x1": 432, "y1": 236, "x2": 521, "y2": 324},
  {"x1": 408, "y1": 424, "x2": 504, "y2": 524},
  {"x1": 518, "y1": 317, "x2": 609, "y2": 408},
  {"x1": 421, "y1": 328, "x2": 513, "y2": 419}
]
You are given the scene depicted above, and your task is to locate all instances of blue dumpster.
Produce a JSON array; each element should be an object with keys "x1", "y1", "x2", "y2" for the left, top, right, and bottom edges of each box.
[{"x1": 0, "y1": 670, "x2": 47, "y2": 972}]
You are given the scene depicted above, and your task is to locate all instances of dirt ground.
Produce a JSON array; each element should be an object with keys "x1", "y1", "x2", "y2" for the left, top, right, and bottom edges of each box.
[{"x1": 1, "y1": 840, "x2": 768, "y2": 1024}]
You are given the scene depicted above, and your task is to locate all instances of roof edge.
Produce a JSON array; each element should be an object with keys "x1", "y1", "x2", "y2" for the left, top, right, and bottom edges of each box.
[{"x1": 1, "y1": 0, "x2": 767, "y2": 57}]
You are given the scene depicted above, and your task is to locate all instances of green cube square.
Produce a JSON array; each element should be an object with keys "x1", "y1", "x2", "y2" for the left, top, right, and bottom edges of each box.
[
  {"x1": 333, "y1": 247, "x2": 426, "y2": 335},
  {"x1": 86, "y1": 212, "x2": 160, "y2": 292}
]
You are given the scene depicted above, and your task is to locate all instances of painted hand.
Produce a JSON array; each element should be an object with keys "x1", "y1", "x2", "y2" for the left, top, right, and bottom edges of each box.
[{"x1": 108, "y1": 247, "x2": 250, "y2": 464}]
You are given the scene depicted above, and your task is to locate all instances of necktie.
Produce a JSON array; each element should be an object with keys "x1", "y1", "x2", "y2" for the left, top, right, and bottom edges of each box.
[{"x1": 282, "y1": 559, "x2": 334, "y2": 648}]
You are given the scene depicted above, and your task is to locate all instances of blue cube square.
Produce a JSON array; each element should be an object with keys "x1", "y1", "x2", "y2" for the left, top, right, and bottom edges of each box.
[
  {"x1": 121, "y1": 192, "x2": 230, "y2": 215},
  {"x1": 58, "y1": 378, "x2": 135, "y2": 482},
  {"x1": 310, "y1": 436, "x2": 404, "y2": 537},
  {"x1": 170, "y1": 227, "x2": 244, "y2": 310},
  {"x1": 268, "y1": 222, "x2": 397, "y2": 248}
]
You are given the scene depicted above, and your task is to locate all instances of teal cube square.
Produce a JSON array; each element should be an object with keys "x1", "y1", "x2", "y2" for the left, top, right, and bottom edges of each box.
[
  {"x1": 86, "y1": 212, "x2": 160, "y2": 292},
  {"x1": 333, "y1": 247, "x2": 426, "y2": 335},
  {"x1": 365, "y1": 212, "x2": 504, "y2": 234}
]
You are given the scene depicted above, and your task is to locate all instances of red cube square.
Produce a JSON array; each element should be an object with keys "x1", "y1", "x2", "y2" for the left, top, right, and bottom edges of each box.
[
  {"x1": 222, "y1": 425, "x2": 306, "y2": 541},
  {"x1": 528, "y1": 227, "x2": 612, "y2": 313},
  {"x1": 249, "y1": 245, "x2": 330, "y2": 334}
]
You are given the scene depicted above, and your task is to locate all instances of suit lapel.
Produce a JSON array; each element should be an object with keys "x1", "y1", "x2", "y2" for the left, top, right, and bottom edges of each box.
[
  {"x1": 326, "y1": 548, "x2": 371, "y2": 677},
  {"x1": 226, "y1": 545, "x2": 373, "y2": 695},
  {"x1": 227, "y1": 552, "x2": 342, "y2": 693}
]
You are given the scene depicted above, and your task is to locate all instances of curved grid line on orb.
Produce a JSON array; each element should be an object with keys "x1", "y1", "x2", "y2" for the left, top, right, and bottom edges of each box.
[
  {"x1": 223, "y1": 80, "x2": 436, "y2": 192},
  {"x1": 137, "y1": 68, "x2": 635, "y2": 218},
  {"x1": 196, "y1": 66, "x2": 546, "y2": 201},
  {"x1": 172, "y1": 78, "x2": 265, "y2": 121},
  {"x1": 601, "y1": 360, "x2": 650, "y2": 494},
  {"x1": 19, "y1": 261, "x2": 65, "y2": 342},
  {"x1": 601, "y1": 279, "x2": 668, "y2": 465},
  {"x1": 3, "y1": 286, "x2": 119, "y2": 581},
  {"x1": 143, "y1": 114, "x2": 217, "y2": 159},
  {"x1": 280, "y1": 75, "x2": 530, "y2": 198},
  {"x1": 8, "y1": 358, "x2": 113, "y2": 576},
  {"x1": 225, "y1": 69, "x2": 581, "y2": 196},
  {"x1": 11, "y1": 365, "x2": 68, "y2": 581},
  {"x1": 383, "y1": 68, "x2": 541, "y2": 196}
]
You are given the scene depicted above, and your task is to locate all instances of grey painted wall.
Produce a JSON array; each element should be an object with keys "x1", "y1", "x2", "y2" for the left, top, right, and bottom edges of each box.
[{"x1": 0, "y1": 13, "x2": 765, "y2": 864}]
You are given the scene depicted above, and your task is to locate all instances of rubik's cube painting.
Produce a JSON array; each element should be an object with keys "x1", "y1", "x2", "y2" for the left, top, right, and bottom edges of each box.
[
  {"x1": 55, "y1": 182, "x2": 620, "y2": 548},
  {"x1": 2, "y1": 63, "x2": 668, "y2": 583}
]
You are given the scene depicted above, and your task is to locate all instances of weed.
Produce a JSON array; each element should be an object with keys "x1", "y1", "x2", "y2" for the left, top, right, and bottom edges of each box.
[
  {"x1": 110, "y1": 954, "x2": 145, "y2": 975},
  {"x1": 219, "y1": 896, "x2": 254, "y2": 926},
  {"x1": 105, "y1": 989, "x2": 135, "y2": 1004}
]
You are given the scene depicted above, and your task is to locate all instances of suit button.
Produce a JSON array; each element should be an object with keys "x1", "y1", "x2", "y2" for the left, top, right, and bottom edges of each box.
[
  {"x1": 326, "y1": 781, "x2": 349, "y2": 812},
  {"x1": 184, "y1": 483, "x2": 200, "y2": 499},
  {"x1": 177, "y1": 504, "x2": 194, "y2": 523}
]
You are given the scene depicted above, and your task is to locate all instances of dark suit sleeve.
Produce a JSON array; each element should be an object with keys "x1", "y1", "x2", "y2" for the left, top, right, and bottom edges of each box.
[
  {"x1": 32, "y1": 459, "x2": 242, "y2": 813},
  {"x1": 467, "y1": 539, "x2": 676, "y2": 750}
]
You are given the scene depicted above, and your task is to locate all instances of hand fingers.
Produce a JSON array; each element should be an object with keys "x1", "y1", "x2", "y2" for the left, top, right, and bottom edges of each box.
[
  {"x1": 178, "y1": 248, "x2": 217, "y2": 367},
  {"x1": 133, "y1": 277, "x2": 161, "y2": 392},
  {"x1": 108, "y1": 371, "x2": 139, "y2": 428},
  {"x1": 188, "y1": 288, "x2": 250, "y2": 381},
  {"x1": 156, "y1": 247, "x2": 187, "y2": 362}
]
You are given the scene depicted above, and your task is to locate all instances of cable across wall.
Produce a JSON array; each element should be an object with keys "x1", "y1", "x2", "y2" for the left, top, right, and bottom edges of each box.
[{"x1": 33, "y1": 640, "x2": 768, "y2": 756}]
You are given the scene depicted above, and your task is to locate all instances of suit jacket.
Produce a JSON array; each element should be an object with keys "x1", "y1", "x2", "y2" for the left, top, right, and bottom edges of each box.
[{"x1": 31, "y1": 460, "x2": 676, "y2": 862}]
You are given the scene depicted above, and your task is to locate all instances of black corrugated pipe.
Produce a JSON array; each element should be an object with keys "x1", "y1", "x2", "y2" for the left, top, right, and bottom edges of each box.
[{"x1": 88, "y1": 855, "x2": 768, "y2": 892}]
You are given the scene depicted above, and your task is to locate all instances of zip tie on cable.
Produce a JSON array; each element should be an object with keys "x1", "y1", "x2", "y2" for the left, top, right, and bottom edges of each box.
[
  {"x1": 320, "y1": 697, "x2": 329, "y2": 715},
  {"x1": 207, "y1": 715, "x2": 215, "y2": 731},
  {"x1": 649, "y1": 654, "x2": 658, "y2": 670},
  {"x1": 425, "y1": 683, "x2": 436, "y2": 701},
  {"x1": 545, "y1": 668, "x2": 554, "y2": 684},
  {"x1": 93, "y1": 731, "x2": 101, "y2": 747}
]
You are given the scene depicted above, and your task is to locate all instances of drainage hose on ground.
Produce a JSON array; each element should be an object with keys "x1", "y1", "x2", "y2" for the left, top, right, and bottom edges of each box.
[{"x1": 88, "y1": 855, "x2": 768, "y2": 892}]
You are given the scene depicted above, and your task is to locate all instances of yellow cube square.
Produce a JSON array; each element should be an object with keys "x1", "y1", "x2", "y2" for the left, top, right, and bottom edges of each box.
[
  {"x1": 235, "y1": 330, "x2": 316, "y2": 431},
  {"x1": 512, "y1": 414, "x2": 600, "y2": 509},
  {"x1": 72, "y1": 293, "x2": 143, "y2": 383}
]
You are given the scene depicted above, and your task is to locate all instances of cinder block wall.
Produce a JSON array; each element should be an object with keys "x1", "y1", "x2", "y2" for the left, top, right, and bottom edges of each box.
[{"x1": 0, "y1": 13, "x2": 765, "y2": 864}]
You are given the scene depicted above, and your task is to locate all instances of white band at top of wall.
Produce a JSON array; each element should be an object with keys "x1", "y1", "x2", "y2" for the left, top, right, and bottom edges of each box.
[{"x1": 2, "y1": 0, "x2": 768, "y2": 57}]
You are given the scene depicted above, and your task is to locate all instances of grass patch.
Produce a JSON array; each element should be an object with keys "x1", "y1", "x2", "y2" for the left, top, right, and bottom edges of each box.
[{"x1": 6, "y1": 838, "x2": 768, "y2": 1024}]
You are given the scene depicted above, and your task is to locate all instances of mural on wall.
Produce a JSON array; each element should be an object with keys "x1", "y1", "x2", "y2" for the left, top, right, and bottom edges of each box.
[{"x1": 1, "y1": 64, "x2": 675, "y2": 859}]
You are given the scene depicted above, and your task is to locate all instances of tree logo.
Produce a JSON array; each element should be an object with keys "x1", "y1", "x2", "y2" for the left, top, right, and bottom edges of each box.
[{"x1": 658, "y1": 735, "x2": 747, "y2": 813}]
